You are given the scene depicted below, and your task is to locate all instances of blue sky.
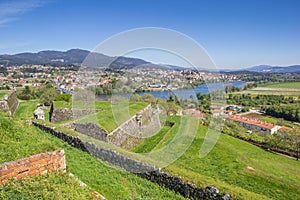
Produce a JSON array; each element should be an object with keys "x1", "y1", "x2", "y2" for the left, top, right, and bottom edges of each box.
[{"x1": 0, "y1": 0, "x2": 299, "y2": 68}]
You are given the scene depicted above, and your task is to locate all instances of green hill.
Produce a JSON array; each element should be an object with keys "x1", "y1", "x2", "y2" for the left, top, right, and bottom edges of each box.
[
  {"x1": 134, "y1": 116, "x2": 300, "y2": 200},
  {"x1": 0, "y1": 112, "x2": 187, "y2": 199}
]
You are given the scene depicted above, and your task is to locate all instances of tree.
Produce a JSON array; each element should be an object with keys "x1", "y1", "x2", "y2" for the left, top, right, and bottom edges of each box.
[
  {"x1": 40, "y1": 87, "x2": 60, "y2": 106},
  {"x1": 286, "y1": 129, "x2": 300, "y2": 161}
]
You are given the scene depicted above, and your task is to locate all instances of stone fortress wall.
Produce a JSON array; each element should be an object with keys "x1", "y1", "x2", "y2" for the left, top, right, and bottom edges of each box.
[
  {"x1": 108, "y1": 104, "x2": 162, "y2": 150},
  {"x1": 32, "y1": 121, "x2": 231, "y2": 200},
  {"x1": 0, "y1": 91, "x2": 19, "y2": 115}
]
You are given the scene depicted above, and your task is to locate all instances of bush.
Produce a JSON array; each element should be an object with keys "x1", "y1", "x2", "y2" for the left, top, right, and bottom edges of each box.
[{"x1": 54, "y1": 94, "x2": 72, "y2": 102}]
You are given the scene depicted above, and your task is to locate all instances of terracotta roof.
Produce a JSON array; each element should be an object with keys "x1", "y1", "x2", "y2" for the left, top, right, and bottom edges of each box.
[
  {"x1": 278, "y1": 126, "x2": 293, "y2": 132},
  {"x1": 211, "y1": 110, "x2": 224, "y2": 113},
  {"x1": 183, "y1": 109, "x2": 205, "y2": 118},
  {"x1": 226, "y1": 115, "x2": 276, "y2": 130}
]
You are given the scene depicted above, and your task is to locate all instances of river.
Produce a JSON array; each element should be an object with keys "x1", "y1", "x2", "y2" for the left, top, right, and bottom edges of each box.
[{"x1": 97, "y1": 81, "x2": 246, "y2": 100}]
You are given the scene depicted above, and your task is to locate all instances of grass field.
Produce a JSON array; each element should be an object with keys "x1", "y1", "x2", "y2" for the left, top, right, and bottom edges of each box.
[
  {"x1": 260, "y1": 82, "x2": 300, "y2": 88},
  {"x1": 0, "y1": 113, "x2": 187, "y2": 199},
  {"x1": 133, "y1": 117, "x2": 300, "y2": 200},
  {"x1": 238, "y1": 90, "x2": 300, "y2": 96},
  {"x1": 0, "y1": 172, "x2": 94, "y2": 200},
  {"x1": 260, "y1": 116, "x2": 299, "y2": 128},
  {"x1": 232, "y1": 82, "x2": 300, "y2": 96},
  {"x1": 15, "y1": 100, "x2": 39, "y2": 119},
  {"x1": 167, "y1": 126, "x2": 300, "y2": 200},
  {"x1": 8, "y1": 100, "x2": 300, "y2": 199},
  {"x1": 55, "y1": 100, "x2": 148, "y2": 132}
]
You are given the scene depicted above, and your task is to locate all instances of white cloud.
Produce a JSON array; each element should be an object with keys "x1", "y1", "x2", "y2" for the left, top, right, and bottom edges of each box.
[{"x1": 0, "y1": 0, "x2": 47, "y2": 26}]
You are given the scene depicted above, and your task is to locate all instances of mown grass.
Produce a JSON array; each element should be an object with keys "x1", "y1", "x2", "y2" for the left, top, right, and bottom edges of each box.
[
  {"x1": 260, "y1": 82, "x2": 300, "y2": 88},
  {"x1": 14, "y1": 100, "x2": 39, "y2": 120},
  {"x1": 55, "y1": 100, "x2": 148, "y2": 132},
  {"x1": 133, "y1": 125, "x2": 172, "y2": 153},
  {"x1": 0, "y1": 172, "x2": 94, "y2": 200},
  {"x1": 0, "y1": 113, "x2": 187, "y2": 199},
  {"x1": 165, "y1": 125, "x2": 300, "y2": 200},
  {"x1": 14, "y1": 100, "x2": 51, "y2": 121},
  {"x1": 260, "y1": 116, "x2": 299, "y2": 128},
  {"x1": 132, "y1": 116, "x2": 300, "y2": 199}
]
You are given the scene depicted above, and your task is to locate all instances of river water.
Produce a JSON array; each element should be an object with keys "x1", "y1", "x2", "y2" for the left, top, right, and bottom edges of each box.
[{"x1": 97, "y1": 81, "x2": 246, "y2": 100}]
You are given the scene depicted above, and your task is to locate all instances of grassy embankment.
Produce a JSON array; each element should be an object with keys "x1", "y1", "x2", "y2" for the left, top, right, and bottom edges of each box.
[
  {"x1": 53, "y1": 100, "x2": 148, "y2": 132},
  {"x1": 133, "y1": 116, "x2": 300, "y2": 200},
  {"x1": 0, "y1": 112, "x2": 187, "y2": 199},
  {"x1": 11, "y1": 100, "x2": 300, "y2": 199}
]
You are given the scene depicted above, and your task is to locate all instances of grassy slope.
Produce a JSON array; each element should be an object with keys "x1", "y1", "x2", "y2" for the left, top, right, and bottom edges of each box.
[
  {"x1": 0, "y1": 172, "x2": 94, "y2": 200},
  {"x1": 133, "y1": 125, "x2": 172, "y2": 153},
  {"x1": 260, "y1": 82, "x2": 300, "y2": 88},
  {"x1": 0, "y1": 113, "x2": 187, "y2": 199},
  {"x1": 15, "y1": 100, "x2": 51, "y2": 121},
  {"x1": 133, "y1": 118, "x2": 300, "y2": 200},
  {"x1": 14, "y1": 100, "x2": 38, "y2": 120}
]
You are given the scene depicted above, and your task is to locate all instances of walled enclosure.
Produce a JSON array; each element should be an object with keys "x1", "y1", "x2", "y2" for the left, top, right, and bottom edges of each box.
[
  {"x1": 50, "y1": 105, "x2": 101, "y2": 122},
  {"x1": 0, "y1": 149, "x2": 66, "y2": 186},
  {"x1": 0, "y1": 91, "x2": 19, "y2": 115},
  {"x1": 73, "y1": 104, "x2": 163, "y2": 150},
  {"x1": 32, "y1": 122, "x2": 232, "y2": 200}
]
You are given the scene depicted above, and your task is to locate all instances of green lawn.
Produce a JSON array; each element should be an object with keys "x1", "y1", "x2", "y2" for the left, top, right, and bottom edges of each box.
[
  {"x1": 7, "y1": 102, "x2": 300, "y2": 199},
  {"x1": 14, "y1": 100, "x2": 39, "y2": 120},
  {"x1": 166, "y1": 126, "x2": 300, "y2": 200},
  {"x1": 0, "y1": 172, "x2": 94, "y2": 200},
  {"x1": 56, "y1": 100, "x2": 148, "y2": 132},
  {"x1": 0, "y1": 113, "x2": 187, "y2": 200},
  {"x1": 15, "y1": 100, "x2": 51, "y2": 121},
  {"x1": 260, "y1": 116, "x2": 299, "y2": 128},
  {"x1": 133, "y1": 125, "x2": 172, "y2": 153},
  {"x1": 134, "y1": 116, "x2": 183, "y2": 153},
  {"x1": 260, "y1": 82, "x2": 300, "y2": 88},
  {"x1": 132, "y1": 116, "x2": 300, "y2": 200}
]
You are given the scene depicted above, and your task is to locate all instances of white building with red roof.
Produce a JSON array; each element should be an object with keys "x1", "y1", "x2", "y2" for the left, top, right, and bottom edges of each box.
[{"x1": 226, "y1": 115, "x2": 282, "y2": 134}]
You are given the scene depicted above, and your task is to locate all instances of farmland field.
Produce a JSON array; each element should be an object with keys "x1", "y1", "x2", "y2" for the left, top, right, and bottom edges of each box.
[{"x1": 260, "y1": 82, "x2": 300, "y2": 88}]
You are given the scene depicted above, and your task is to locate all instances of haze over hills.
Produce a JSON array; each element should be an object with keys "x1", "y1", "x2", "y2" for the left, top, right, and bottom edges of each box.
[
  {"x1": 0, "y1": 49, "x2": 300, "y2": 73},
  {"x1": 242, "y1": 65, "x2": 300, "y2": 73},
  {"x1": 0, "y1": 49, "x2": 152, "y2": 70}
]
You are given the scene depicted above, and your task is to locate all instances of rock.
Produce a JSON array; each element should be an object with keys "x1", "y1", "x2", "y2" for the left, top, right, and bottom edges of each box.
[
  {"x1": 222, "y1": 194, "x2": 232, "y2": 200},
  {"x1": 206, "y1": 185, "x2": 219, "y2": 196}
]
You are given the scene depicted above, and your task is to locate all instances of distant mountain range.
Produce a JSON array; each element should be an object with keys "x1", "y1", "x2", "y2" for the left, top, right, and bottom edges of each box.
[
  {"x1": 0, "y1": 49, "x2": 299, "y2": 73},
  {"x1": 0, "y1": 49, "x2": 153, "y2": 70},
  {"x1": 242, "y1": 65, "x2": 300, "y2": 73}
]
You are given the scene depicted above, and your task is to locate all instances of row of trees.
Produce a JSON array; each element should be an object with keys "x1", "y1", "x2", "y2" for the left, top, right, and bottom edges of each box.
[
  {"x1": 227, "y1": 94, "x2": 297, "y2": 107},
  {"x1": 265, "y1": 104, "x2": 300, "y2": 122},
  {"x1": 240, "y1": 73, "x2": 300, "y2": 83}
]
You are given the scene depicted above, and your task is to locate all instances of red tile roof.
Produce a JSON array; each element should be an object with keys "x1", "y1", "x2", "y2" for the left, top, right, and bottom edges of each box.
[
  {"x1": 226, "y1": 115, "x2": 276, "y2": 130},
  {"x1": 278, "y1": 126, "x2": 293, "y2": 132}
]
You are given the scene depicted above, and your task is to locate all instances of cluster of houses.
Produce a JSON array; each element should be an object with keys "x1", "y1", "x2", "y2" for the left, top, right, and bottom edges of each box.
[{"x1": 226, "y1": 115, "x2": 293, "y2": 135}]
